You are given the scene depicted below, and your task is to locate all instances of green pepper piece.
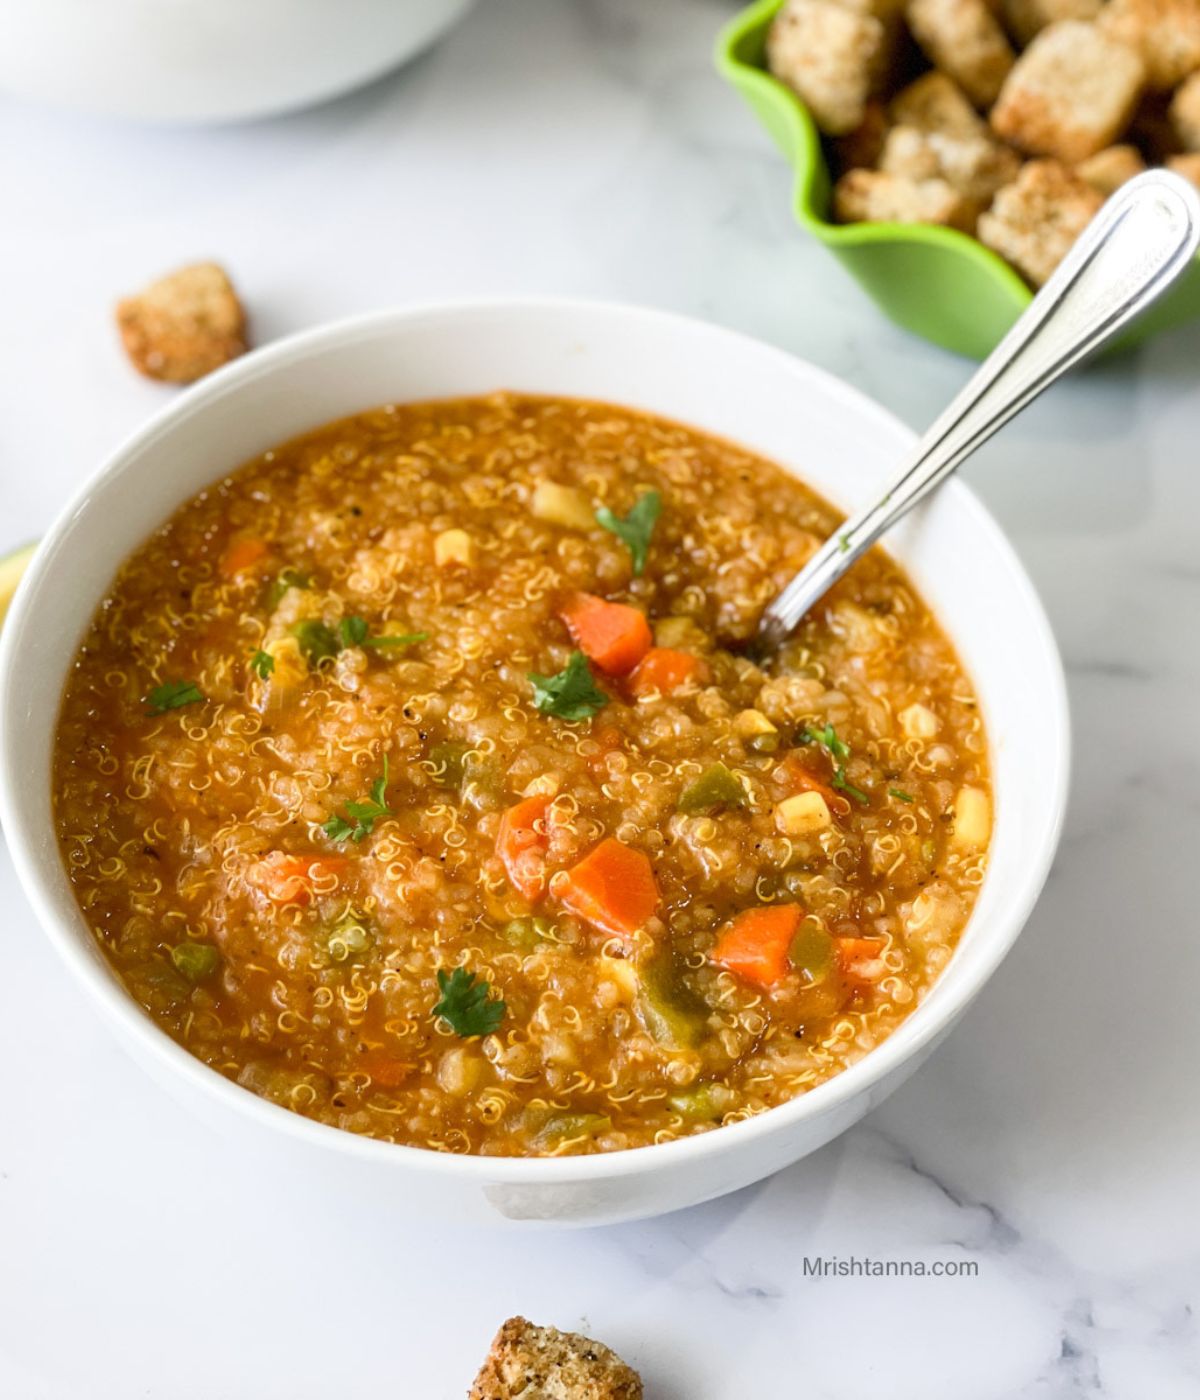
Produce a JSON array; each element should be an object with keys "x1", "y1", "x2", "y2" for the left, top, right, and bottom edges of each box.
[
  {"x1": 668, "y1": 1082, "x2": 736, "y2": 1121},
  {"x1": 169, "y1": 941, "x2": 220, "y2": 982},
  {"x1": 502, "y1": 916, "x2": 557, "y2": 951},
  {"x1": 267, "y1": 567, "x2": 311, "y2": 610},
  {"x1": 428, "y1": 740, "x2": 469, "y2": 787},
  {"x1": 788, "y1": 921, "x2": 834, "y2": 985},
  {"x1": 637, "y1": 955, "x2": 710, "y2": 1049},
  {"x1": 291, "y1": 619, "x2": 340, "y2": 667},
  {"x1": 677, "y1": 763, "x2": 746, "y2": 814},
  {"x1": 133, "y1": 961, "x2": 193, "y2": 1012},
  {"x1": 531, "y1": 1111, "x2": 612, "y2": 1147}
]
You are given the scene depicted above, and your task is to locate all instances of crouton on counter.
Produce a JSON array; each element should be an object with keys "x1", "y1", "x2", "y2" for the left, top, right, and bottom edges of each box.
[
  {"x1": 116, "y1": 262, "x2": 248, "y2": 384},
  {"x1": 469, "y1": 1317, "x2": 643, "y2": 1400}
]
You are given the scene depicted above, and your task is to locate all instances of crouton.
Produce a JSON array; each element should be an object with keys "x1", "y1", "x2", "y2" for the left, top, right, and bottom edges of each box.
[
  {"x1": 1167, "y1": 152, "x2": 1200, "y2": 188},
  {"x1": 1171, "y1": 71, "x2": 1200, "y2": 151},
  {"x1": 834, "y1": 167, "x2": 977, "y2": 227},
  {"x1": 977, "y1": 159, "x2": 1103, "y2": 284},
  {"x1": 835, "y1": 100, "x2": 891, "y2": 170},
  {"x1": 1075, "y1": 144, "x2": 1147, "y2": 193},
  {"x1": 889, "y1": 71, "x2": 986, "y2": 138},
  {"x1": 880, "y1": 124, "x2": 1022, "y2": 201},
  {"x1": 1099, "y1": 0, "x2": 1200, "y2": 91},
  {"x1": 767, "y1": 0, "x2": 888, "y2": 134},
  {"x1": 990, "y1": 21, "x2": 1145, "y2": 162},
  {"x1": 906, "y1": 0, "x2": 1016, "y2": 107},
  {"x1": 1001, "y1": 0, "x2": 1101, "y2": 46},
  {"x1": 469, "y1": 1317, "x2": 643, "y2": 1400},
  {"x1": 115, "y1": 262, "x2": 247, "y2": 384}
]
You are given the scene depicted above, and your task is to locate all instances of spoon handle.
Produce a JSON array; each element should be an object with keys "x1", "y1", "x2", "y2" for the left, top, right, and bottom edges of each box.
[{"x1": 759, "y1": 169, "x2": 1200, "y2": 646}]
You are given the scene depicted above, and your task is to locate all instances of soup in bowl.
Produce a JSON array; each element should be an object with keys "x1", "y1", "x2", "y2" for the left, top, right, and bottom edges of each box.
[{"x1": 0, "y1": 301, "x2": 1067, "y2": 1223}]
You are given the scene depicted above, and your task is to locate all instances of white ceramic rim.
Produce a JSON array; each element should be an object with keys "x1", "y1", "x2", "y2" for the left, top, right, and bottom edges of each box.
[{"x1": 0, "y1": 297, "x2": 1070, "y2": 1184}]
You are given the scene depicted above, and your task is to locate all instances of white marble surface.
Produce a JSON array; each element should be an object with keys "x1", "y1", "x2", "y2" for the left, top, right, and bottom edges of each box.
[{"x1": 2, "y1": 2, "x2": 1199, "y2": 1395}]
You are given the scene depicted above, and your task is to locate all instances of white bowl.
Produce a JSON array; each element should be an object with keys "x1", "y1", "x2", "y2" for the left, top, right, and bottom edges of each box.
[
  {"x1": 0, "y1": 300, "x2": 1069, "y2": 1225},
  {"x1": 0, "y1": 0, "x2": 476, "y2": 125}
]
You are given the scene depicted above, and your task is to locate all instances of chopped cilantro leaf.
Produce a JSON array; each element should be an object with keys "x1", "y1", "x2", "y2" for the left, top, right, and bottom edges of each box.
[
  {"x1": 528, "y1": 650, "x2": 609, "y2": 722},
  {"x1": 432, "y1": 966, "x2": 506, "y2": 1038},
  {"x1": 145, "y1": 679, "x2": 204, "y2": 716},
  {"x1": 250, "y1": 649, "x2": 275, "y2": 679},
  {"x1": 889, "y1": 787, "x2": 915, "y2": 803},
  {"x1": 595, "y1": 490, "x2": 662, "y2": 576},
  {"x1": 339, "y1": 615, "x2": 369, "y2": 647},
  {"x1": 267, "y1": 567, "x2": 311, "y2": 609},
  {"x1": 291, "y1": 619, "x2": 340, "y2": 667},
  {"x1": 322, "y1": 757, "x2": 392, "y2": 843}
]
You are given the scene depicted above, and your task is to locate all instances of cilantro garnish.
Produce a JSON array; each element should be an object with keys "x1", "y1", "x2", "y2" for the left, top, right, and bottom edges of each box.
[
  {"x1": 250, "y1": 649, "x2": 275, "y2": 679},
  {"x1": 833, "y1": 768, "x2": 870, "y2": 805},
  {"x1": 889, "y1": 787, "x2": 915, "y2": 803},
  {"x1": 145, "y1": 679, "x2": 205, "y2": 716},
  {"x1": 339, "y1": 615, "x2": 427, "y2": 650},
  {"x1": 291, "y1": 619, "x2": 340, "y2": 667},
  {"x1": 432, "y1": 966, "x2": 506, "y2": 1038},
  {"x1": 799, "y1": 723, "x2": 850, "y2": 762},
  {"x1": 339, "y1": 615, "x2": 369, "y2": 647},
  {"x1": 322, "y1": 756, "x2": 392, "y2": 843},
  {"x1": 595, "y1": 490, "x2": 662, "y2": 576},
  {"x1": 528, "y1": 650, "x2": 609, "y2": 722}
]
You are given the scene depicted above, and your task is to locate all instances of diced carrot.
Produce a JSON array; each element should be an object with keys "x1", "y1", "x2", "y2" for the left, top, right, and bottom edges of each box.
[
  {"x1": 220, "y1": 537, "x2": 268, "y2": 577},
  {"x1": 248, "y1": 853, "x2": 349, "y2": 906},
  {"x1": 835, "y1": 936, "x2": 887, "y2": 984},
  {"x1": 628, "y1": 647, "x2": 707, "y2": 698},
  {"x1": 781, "y1": 755, "x2": 849, "y2": 815},
  {"x1": 711, "y1": 904, "x2": 802, "y2": 988},
  {"x1": 497, "y1": 794, "x2": 552, "y2": 902},
  {"x1": 559, "y1": 592, "x2": 652, "y2": 676},
  {"x1": 558, "y1": 837, "x2": 659, "y2": 946},
  {"x1": 356, "y1": 1052, "x2": 413, "y2": 1089}
]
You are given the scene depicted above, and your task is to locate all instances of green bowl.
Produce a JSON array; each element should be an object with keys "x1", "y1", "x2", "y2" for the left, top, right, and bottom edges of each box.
[{"x1": 716, "y1": 0, "x2": 1200, "y2": 358}]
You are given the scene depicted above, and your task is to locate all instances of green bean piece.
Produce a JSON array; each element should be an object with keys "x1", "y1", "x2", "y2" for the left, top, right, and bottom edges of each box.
[
  {"x1": 169, "y1": 941, "x2": 219, "y2": 983},
  {"x1": 428, "y1": 740, "x2": 469, "y2": 787},
  {"x1": 677, "y1": 763, "x2": 746, "y2": 814},
  {"x1": 788, "y1": 921, "x2": 834, "y2": 985}
]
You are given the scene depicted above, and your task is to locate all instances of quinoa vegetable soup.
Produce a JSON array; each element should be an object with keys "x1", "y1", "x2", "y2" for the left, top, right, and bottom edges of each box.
[{"x1": 53, "y1": 393, "x2": 991, "y2": 1157}]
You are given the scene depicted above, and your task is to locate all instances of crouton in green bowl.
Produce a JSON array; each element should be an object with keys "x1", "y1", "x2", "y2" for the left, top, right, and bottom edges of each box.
[{"x1": 716, "y1": 0, "x2": 1200, "y2": 358}]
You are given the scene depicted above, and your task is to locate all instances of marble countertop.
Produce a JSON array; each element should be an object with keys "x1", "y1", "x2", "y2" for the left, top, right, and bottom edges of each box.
[{"x1": 2, "y1": 2, "x2": 1198, "y2": 1395}]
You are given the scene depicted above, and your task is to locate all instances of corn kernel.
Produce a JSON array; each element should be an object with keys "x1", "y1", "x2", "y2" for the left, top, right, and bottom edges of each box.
[
  {"x1": 775, "y1": 790, "x2": 833, "y2": 835},
  {"x1": 900, "y1": 702, "x2": 940, "y2": 740},
  {"x1": 434, "y1": 528, "x2": 474, "y2": 567}
]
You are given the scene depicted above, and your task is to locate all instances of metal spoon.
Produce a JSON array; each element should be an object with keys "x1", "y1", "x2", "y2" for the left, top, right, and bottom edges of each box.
[{"x1": 758, "y1": 169, "x2": 1200, "y2": 647}]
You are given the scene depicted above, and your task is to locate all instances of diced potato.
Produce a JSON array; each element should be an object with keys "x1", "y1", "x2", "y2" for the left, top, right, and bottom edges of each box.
[
  {"x1": 436, "y1": 1046, "x2": 483, "y2": 1096},
  {"x1": 951, "y1": 786, "x2": 991, "y2": 849},
  {"x1": 899, "y1": 702, "x2": 940, "y2": 739},
  {"x1": 776, "y1": 790, "x2": 834, "y2": 835},
  {"x1": 734, "y1": 708, "x2": 779, "y2": 745},
  {"x1": 434, "y1": 528, "x2": 474, "y2": 567},
  {"x1": 601, "y1": 956, "x2": 638, "y2": 1000},
  {"x1": 531, "y1": 480, "x2": 594, "y2": 531}
]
